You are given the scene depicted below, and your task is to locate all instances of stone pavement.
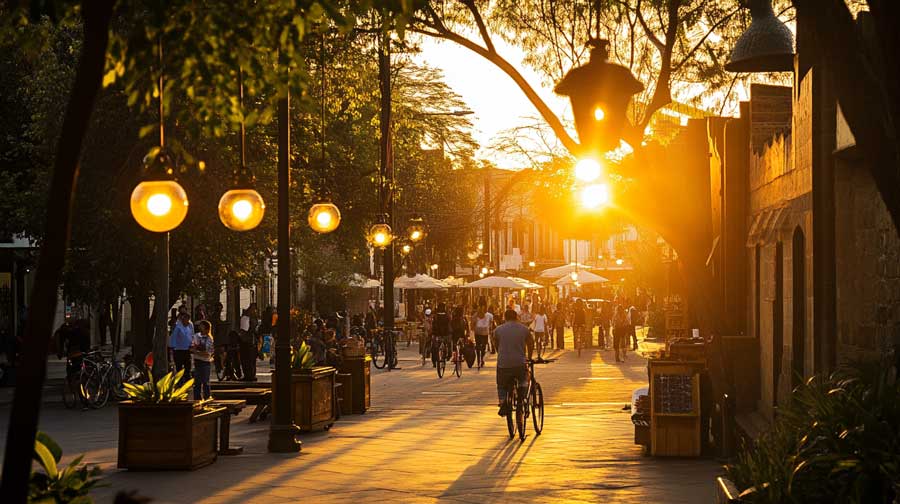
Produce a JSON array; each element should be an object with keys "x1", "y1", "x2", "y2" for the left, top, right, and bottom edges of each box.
[{"x1": 0, "y1": 330, "x2": 721, "y2": 503}]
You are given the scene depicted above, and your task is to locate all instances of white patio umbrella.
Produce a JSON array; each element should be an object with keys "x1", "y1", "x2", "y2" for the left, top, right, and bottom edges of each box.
[
  {"x1": 350, "y1": 274, "x2": 381, "y2": 288},
  {"x1": 553, "y1": 270, "x2": 609, "y2": 286},
  {"x1": 441, "y1": 276, "x2": 466, "y2": 287},
  {"x1": 394, "y1": 273, "x2": 449, "y2": 290},
  {"x1": 538, "y1": 262, "x2": 594, "y2": 279},
  {"x1": 462, "y1": 275, "x2": 527, "y2": 289},
  {"x1": 508, "y1": 277, "x2": 543, "y2": 289}
]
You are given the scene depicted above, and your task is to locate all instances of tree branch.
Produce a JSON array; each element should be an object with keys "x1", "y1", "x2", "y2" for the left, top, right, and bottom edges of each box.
[
  {"x1": 461, "y1": 0, "x2": 496, "y2": 53},
  {"x1": 636, "y1": 0, "x2": 665, "y2": 50},
  {"x1": 410, "y1": 25, "x2": 581, "y2": 155},
  {"x1": 673, "y1": 7, "x2": 740, "y2": 72}
]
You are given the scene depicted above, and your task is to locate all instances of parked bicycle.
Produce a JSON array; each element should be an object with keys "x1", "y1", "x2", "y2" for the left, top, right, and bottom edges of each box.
[
  {"x1": 371, "y1": 328, "x2": 399, "y2": 370},
  {"x1": 503, "y1": 358, "x2": 553, "y2": 441},
  {"x1": 76, "y1": 350, "x2": 143, "y2": 409}
]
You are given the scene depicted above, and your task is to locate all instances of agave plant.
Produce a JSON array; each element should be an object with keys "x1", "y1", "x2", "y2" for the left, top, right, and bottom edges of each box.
[
  {"x1": 122, "y1": 369, "x2": 193, "y2": 403},
  {"x1": 291, "y1": 341, "x2": 316, "y2": 370},
  {"x1": 29, "y1": 432, "x2": 103, "y2": 503}
]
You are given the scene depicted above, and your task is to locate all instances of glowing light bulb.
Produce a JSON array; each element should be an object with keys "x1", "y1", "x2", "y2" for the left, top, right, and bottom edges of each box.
[
  {"x1": 570, "y1": 271, "x2": 579, "y2": 281},
  {"x1": 528, "y1": 261, "x2": 536, "y2": 268},
  {"x1": 232, "y1": 199, "x2": 253, "y2": 221},
  {"x1": 593, "y1": 107, "x2": 605, "y2": 121},
  {"x1": 410, "y1": 230, "x2": 422, "y2": 241},
  {"x1": 616, "y1": 258, "x2": 624, "y2": 266},
  {"x1": 574, "y1": 158, "x2": 602, "y2": 182},
  {"x1": 147, "y1": 194, "x2": 172, "y2": 216},
  {"x1": 374, "y1": 233, "x2": 387, "y2": 245},
  {"x1": 316, "y1": 210, "x2": 332, "y2": 227},
  {"x1": 481, "y1": 267, "x2": 489, "y2": 275}
]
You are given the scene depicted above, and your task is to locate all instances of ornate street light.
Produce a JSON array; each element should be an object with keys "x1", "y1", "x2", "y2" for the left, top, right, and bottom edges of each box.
[
  {"x1": 401, "y1": 243, "x2": 412, "y2": 255},
  {"x1": 130, "y1": 150, "x2": 189, "y2": 233},
  {"x1": 368, "y1": 218, "x2": 393, "y2": 249},
  {"x1": 407, "y1": 215, "x2": 426, "y2": 243},
  {"x1": 218, "y1": 68, "x2": 265, "y2": 232},
  {"x1": 308, "y1": 201, "x2": 340, "y2": 233},
  {"x1": 218, "y1": 166, "x2": 265, "y2": 231}
]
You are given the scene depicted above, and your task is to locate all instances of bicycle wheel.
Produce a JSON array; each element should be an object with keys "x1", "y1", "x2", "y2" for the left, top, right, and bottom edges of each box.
[
  {"x1": 531, "y1": 382, "x2": 544, "y2": 435},
  {"x1": 372, "y1": 340, "x2": 386, "y2": 369},
  {"x1": 576, "y1": 330, "x2": 582, "y2": 357},
  {"x1": 62, "y1": 375, "x2": 78, "y2": 409},
  {"x1": 453, "y1": 345, "x2": 462, "y2": 378},
  {"x1": 122, "y1": 363, "x2": 145, "y2": 385},
  {"x1": 80, "y1": 368, "x2": 108, "y2": 409},
  {"x1": 109, "y1": 365, "x2": 127, "y2": 401},
  {"x1": 437, "y1": 349, "x2": 445, "y2": 378},
  {"x1": 506, "y1": 388, "x2": 516, "y2": 439},
  {"x1": 516, "y1": 387, "x2": 527, "y2": 441}
]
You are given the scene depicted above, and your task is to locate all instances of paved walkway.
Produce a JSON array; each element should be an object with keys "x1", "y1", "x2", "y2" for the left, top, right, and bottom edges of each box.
[{"x1": 0, "y1": 330, "x2": 721, "y2": 503}]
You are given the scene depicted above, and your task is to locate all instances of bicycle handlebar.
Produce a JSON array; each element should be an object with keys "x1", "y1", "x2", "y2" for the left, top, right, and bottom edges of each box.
[{"x1": 528, "y1": 357, "x2": 556, "y2": 365}]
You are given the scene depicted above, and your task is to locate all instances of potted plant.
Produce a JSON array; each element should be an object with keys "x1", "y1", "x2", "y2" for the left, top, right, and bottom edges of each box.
[
  {"x1": 271, "y1": 341, "x2": 337, "y2": 432},
  {"x1": 118, "y1": 369, "x2": 225, "y2": 470}
]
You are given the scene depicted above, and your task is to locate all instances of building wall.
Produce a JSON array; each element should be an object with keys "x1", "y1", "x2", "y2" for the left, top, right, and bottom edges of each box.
[{"x1": 834, "y1": 155, "x2": 900, "y2": 360}]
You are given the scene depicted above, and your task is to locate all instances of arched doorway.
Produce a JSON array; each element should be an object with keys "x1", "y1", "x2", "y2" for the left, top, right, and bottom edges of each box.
[
  {"x1": 774, "y1": 242, "x2": 784, "y2": 405},
  {"x1": 792, "y1": 227, "x2": 806, "y2": 390}
]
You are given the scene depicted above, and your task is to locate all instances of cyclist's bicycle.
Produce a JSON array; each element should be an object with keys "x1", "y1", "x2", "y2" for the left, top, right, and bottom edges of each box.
[
  {"x1": 503, "y1": 358, "x2": 553, "y2": 441},
  {"x1": 452, "y1": 338, "x2": 464, "y2": 378},
  {"x1": 574, "y1": 325, "x2": 590, "y2": 357},
  {"x1": 434, "y1": 337, "x2": 448, "y2": 378}
]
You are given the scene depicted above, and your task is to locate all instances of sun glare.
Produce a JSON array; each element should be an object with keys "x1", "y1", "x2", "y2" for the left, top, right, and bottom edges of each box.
[
  {"x1": 581, "y1": 184, "x2": 610, "y2": 210},
  {"x1": 574, "y1": 158, "x2": 602, "y2": 182}
]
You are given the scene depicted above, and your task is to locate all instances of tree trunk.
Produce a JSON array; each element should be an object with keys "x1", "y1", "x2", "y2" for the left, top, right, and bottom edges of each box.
[
  {"x1": 131, "y1": 287, "x2": 151, "y2": 363},
  {"x1": 0, "y1": 1, "x2": 115, "y2": 501}
]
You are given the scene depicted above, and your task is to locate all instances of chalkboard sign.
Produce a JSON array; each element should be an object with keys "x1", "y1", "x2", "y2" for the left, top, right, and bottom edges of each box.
[{"x1": 653, "y1": 374, "x2": 693, "y2": 414}]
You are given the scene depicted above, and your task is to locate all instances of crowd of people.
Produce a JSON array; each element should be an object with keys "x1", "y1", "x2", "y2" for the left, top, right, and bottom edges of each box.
[{"x1": 406, "y1": 291, "x2": 653, "y2": 368}]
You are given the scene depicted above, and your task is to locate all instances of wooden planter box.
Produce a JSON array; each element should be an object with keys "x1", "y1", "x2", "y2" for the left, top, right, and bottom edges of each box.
[
  {"x1": 117, "y1": 401, "x2": 224, "y2": 470},
  {"x1": 272, "y1": 366, "x2": 336, "y2": 432}
]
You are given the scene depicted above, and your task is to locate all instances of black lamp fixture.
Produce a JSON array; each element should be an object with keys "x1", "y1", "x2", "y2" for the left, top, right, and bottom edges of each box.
[
  {"x1": 307, "y1": 31, "x2": 341, "y2": 234},
  {"x1": 725, "y1": 0, "x2": 795, "y2": 73}
]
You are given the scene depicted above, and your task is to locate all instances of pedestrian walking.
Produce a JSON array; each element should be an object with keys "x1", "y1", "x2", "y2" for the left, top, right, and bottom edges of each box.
[
  {"x1": 532, "y1": 305, "x2": 548, "y2": 357},
  {"x1": 473, "y1": 306, "x2": 493, "y2": 368},
  {"x1": 553, "y1": 303, "x2": 567, "y2": 349},
  {"x1": 191, "y1": 320, "x2": 214, "y2": 400},
  {"x1": 169, "y1": 312, "x2": 194, "y2": 384},
  {"x1": 628, "y1": 303, "x2": 640, "y2": 351},
  {"x1": 238, "y1": 304, "x2": 259, "y2": 381},
  {"x1": 613, "y1": 304, "x2": 629, "y2": 362},
  {"x1": 259, "y1": 306, "x2": 274, "y2": 361}
]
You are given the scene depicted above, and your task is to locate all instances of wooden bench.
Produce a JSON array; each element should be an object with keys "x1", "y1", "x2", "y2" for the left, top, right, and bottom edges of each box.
[
  {"x1": 211, "y1": 389, "x2": 271, "y2": 423},
  {"x1": 210, "y1": 381, "x2": 271, "y2": 390},
  {"x1": 208, "y1": 399, "x2": 246, "y2": 455}
]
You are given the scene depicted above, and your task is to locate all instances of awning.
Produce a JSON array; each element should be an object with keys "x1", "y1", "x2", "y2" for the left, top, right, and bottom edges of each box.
[{"x1": 746, "y1": 206, "x2": 790, "y2": 247}]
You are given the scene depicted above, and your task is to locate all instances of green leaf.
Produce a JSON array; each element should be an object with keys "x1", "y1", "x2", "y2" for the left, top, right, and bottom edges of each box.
[
  {"x1": 35, "y1": 432, "x2": 62, "y2": 463},
  {"x1": 34, "y1": 439, "x2": 59, "y2": 479}
]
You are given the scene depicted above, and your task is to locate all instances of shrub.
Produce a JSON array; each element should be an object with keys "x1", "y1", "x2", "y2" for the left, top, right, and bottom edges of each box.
[
  {"x1": 122, "y1": 369, "x2": 193, "y2": 403},
  {"x1": 725, "y1": 359, "x2": 900, "y2": 503}
]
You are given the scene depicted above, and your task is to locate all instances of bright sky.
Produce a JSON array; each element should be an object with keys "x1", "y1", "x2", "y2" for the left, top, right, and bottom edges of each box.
[{"x1": 414, "y1": 36, "x2": 573, "y2": 169}]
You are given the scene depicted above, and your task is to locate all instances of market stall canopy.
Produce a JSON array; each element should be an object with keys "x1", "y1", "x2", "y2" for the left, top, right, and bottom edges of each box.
[
  {"x1": 538, "y1": 262, "x2": 594, "y2": 279},
  {"x1": 508, "y1": 277, "x2": 543, "y2": 289},
  {"x1": 393, "y1": 274, "x2": 449, "y2": 290},
  {"x1": 554, "y1": 270, "x2": 609, "y2": 286},
  {"x1": 349, "y1": 274, "x2": 381, "y2": 288},
  {"x1": 463, "y1": 276, "x2": 529, "y2": 289}
]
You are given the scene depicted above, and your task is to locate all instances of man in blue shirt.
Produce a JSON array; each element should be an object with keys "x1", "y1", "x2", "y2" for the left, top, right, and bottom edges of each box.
[
  {"x1": 169, "y1": 312, "x2": 194, "y2": 384},
  {"x1": 495, "y1": 309, "x2": 528, "y2": 416}
]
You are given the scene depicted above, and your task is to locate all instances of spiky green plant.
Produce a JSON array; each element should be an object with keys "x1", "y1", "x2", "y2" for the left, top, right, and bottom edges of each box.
[
  {"x1": 29, "y1": 432, "x2": 103, "y2": 503},
  {"x1": 291, "y1": 341, "x2": 316, "y2": 370},
  {"x1": 725, "y1": 359, "x2": 900, "y2": 503},
  {"x1": 122, "y1": 369, "x2": 194, "y2": 403}
]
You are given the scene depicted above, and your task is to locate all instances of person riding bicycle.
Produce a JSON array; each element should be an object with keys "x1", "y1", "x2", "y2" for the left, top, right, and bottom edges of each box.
[
  {"x1": 572, "y1": 299, "x2": 587, "y2": 348},
  {"x1": 56, "y1": 319, "x2": 90, "y2": 377},
  {"x1": 495, "y1": 309, "x2": 529, "y2": 416},
  {"x1": 430, "y1": 303, "x2": 451, "y2": 367},
  {"x1": 450, "y1": 305, "x2": 468, "y2": 364}
]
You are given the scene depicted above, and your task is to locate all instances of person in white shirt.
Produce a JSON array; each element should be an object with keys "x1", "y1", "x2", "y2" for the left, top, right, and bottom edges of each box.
[
  {"x1": 473, "y1": 307, "x2": 494, "y2": 367},
  {"x1": 531, "y1": 305, "x2": 549, "y2": 358}
]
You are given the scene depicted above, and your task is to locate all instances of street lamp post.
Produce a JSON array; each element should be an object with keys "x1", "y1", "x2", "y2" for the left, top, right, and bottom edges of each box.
[
  {"x1": 268, "y1": 70, "x2": 301, "y2": 453},
  {"x1": 379, "y1": 30, "x2": 395, "y2": 335}
]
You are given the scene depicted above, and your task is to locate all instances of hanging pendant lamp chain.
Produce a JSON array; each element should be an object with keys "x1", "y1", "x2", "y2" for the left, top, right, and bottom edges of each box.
[
  {"x1": 319, "y1": 29, "x2": 328, "y2": 192},
  {"x1": 239, "y1": 66, "x2": 247, "y2": 177},
  {"x1": 158, "y1": 35, "x2": 164, "y2": 148}
]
